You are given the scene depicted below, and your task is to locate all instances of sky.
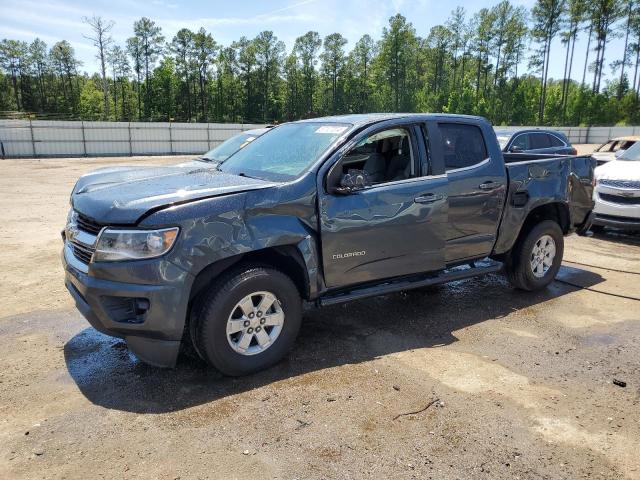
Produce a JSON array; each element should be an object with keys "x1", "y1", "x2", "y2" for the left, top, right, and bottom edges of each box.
[{"x1": 0, "y1": 0, "x2": 629, "y2": 84}]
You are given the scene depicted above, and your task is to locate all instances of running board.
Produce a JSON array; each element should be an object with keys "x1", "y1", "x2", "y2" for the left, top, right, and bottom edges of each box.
[{"x1": 319, "y1": 262, "x2": 503, "y2": 307}]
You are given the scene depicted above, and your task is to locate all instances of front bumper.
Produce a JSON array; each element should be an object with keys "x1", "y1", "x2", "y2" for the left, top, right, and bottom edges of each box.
[
  {"x1": 593, "y1": 213, "x2": 640, "y2": 229},
  {"x1": 593, "y1": 184, "x2": 640, "y2": 230},
  {"x1": 63, "y1": 243, "x2": 194, "y2": 367}
]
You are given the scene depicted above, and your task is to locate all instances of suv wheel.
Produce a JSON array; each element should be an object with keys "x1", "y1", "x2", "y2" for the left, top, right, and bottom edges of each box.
[
  {"x1": 506, "y1": 220, "x2": 564, "y2": 291},
  {"x1": 194, "y1": 266, "x2": 302, "y2": 376}
]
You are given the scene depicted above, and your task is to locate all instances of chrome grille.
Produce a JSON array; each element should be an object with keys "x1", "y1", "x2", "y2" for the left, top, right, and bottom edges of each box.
[
  {"x1": 72, "y1": 242, "x2": 94, "y2": 263},
  {"x1": 599, "y1": 179, "x2": 640, "y2": 189},
  {"x1": 76, "y1": 213, "x2": 104, "y2": 235},
  {"x1": 600, "y1": 193, "x2": 640, "y2": 205},
  {"x1": 66, "y1": 210, "x2": 101, "y2": 266}
]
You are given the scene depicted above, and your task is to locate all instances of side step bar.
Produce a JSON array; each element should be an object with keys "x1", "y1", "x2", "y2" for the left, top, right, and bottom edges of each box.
[{"x1": 319, "y1": 262, "x2": 503, "y2": 307}]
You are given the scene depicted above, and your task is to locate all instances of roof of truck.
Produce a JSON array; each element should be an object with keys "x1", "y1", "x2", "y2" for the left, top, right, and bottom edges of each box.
[{"x1": 294, "y1": 113, "x2": 487, "y2": 126}]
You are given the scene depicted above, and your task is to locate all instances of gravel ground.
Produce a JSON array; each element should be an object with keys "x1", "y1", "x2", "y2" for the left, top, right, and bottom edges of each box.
[{"x1": 0, "y1": 152, "x2": 639, "y2": 480}]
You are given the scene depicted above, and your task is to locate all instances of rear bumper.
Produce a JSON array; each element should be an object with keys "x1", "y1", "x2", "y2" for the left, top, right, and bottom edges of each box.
[{"x1": 63, "y1": 246, "x2": 194, "y2": 367}]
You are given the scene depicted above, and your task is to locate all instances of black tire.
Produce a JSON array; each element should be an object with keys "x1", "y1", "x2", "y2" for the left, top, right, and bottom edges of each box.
[
  {"x1": 505, "y1": 220, "x2": 564, "y2": 291},
  {"x1": 194, "y1": 265, "x2": 302, "y2": 376}
]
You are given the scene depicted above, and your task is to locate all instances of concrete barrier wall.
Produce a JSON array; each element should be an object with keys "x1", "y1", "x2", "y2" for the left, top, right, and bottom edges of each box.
[
  {"x1": 0, "y1": 120, "x2": 265, "y2": 158},
  {"x1": 2, "y1": 120, "x2": 640, "y2": 158}
]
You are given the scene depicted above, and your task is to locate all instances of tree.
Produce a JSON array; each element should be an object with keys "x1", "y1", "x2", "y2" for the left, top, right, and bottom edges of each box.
[
  {"x1": 531, "y1": 0, "x2": 566, "y2": 123},
  {"x1": 426, "y1": 25, "x2": 452, "y2": 96},
  {"x1": 254, "y1": 31, "x2": 285, "y2": 122},
  {"x1": 29, "y1": 39, "x2": 48, "y2": 111},
  {"x1": 283, "y1": 52, "x2": 300, "y2": 120},
  {"x1": 470, "y1": 8, "x2": 495, "y2": 99},
  {"x1": 132, "y1": 17, "x2": 164, "y2": 119},
  {"x1": 560, "y1": 0, "x2": 586, "y2": 116},
  {"x1": 446, "y1": 7, "x2": 467, "y2": 91},
  {"x1": 169, "y1": 28, "x2": 196, "y2": 120},
  {"x1": 293, "y1": 31, "x2": 322, "y2": 116},
  {"x1": 107, "y1": 45, "x2": 129, "y2": 120},
  {"x1": 377, "y1": 14, "x2": 417, "y2": 111},
  {"x1": 350, "y1": 34, "x2": 376, "y2": 112},
  {"x1": 80, "y1": 77, "x2": 104, "y2": 119},
  {"x1": 4, "y1": 3, "x2": 640, "y2": 127},
  {"x1": 49, "y1": 40, "x2": 81, "y2": 113},
  {"x1": 82, "y1": 16, "x2": 114, "y2": 119},
  {"x1": 0, "y1": 39, "x2": 28, "y2": 110},
  {"x1": 631, "y1": 1, "x2": 640, "y2": 95},
  {"x1": 126, "y1": 37, "x2": 143, "y2": 118},
  {"x1": 193, "y1": 28, "x2": 217, "y2": 120},
  {"x1": 233, "y1": 37, "x2": 258, "y2": 121},
  {"x1": 614, "y1": 0, "x2": 639, "y2": 98},
  {"x1": 589, "y1": 0, "x2": 624, "y2": 93},
  {"x1": 320, "y1": 33, "x2": 348, "y2": 113}
]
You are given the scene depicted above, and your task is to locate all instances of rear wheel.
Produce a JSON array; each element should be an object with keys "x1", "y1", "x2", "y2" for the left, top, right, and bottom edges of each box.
[
  {"x1": 194, "y1": 266, "x2": 302, "y2": 376},
  {"x1": 506, "y1": 220, "x2": 564, "y2": 291}
]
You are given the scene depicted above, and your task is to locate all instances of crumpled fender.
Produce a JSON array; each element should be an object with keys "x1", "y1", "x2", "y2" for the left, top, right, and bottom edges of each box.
[{"x1": 139, "y1": 178, "x2": 322, "y2": 299}]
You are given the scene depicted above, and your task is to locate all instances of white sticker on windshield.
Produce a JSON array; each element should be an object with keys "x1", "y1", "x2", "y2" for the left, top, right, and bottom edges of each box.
[{"x1": 315, "y1": 126, "x2": 347, "y2": 134}]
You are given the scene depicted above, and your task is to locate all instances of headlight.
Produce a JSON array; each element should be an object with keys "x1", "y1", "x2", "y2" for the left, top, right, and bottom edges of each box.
[{"x1": 94, "y1": 227, "x2": 179, "y2": 262}]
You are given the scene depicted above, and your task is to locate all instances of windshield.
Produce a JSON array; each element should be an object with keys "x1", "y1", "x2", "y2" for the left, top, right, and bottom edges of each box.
[
  {"x1": 618, "y1": 141, "x2": 640, "y2": 161},
  {"x1": 496, "y1": 135, "x2": 511, "y2": 149},
  {"x1": 219, "y1": 122, "x2": 350, "y2": 181},
  {"x1": 201, "y1": 132, "x2": 258, "y2": 162}
]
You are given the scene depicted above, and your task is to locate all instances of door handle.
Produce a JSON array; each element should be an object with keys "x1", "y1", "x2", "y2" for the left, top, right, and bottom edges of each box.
[
  {"x1": 478, "y1": 181, "x2": 503, "y2": 191},
  {"x1": 414, "y1": 193, "x2": 443, "y2": 204}
]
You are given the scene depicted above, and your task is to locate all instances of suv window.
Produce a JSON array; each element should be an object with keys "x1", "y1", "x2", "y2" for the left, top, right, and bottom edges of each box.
[
  {"x1": 612, "y1": 141, "x2": 628, "y2": 152},
  {"x1": 339, "y1": 127, "x2": 415, "y2": 184},
  {"x1": 438, "y1": 123, "x2": 488, "y2": 170},
  {"x1": 598, "y1": 140, "x2": 616, "y2": 152},
  {"x1": 548, "y1": 134, "x2": 565, "y2": 147},
  {"x1": 530, "y1": 133, "x2": 551, "y2": 149}
]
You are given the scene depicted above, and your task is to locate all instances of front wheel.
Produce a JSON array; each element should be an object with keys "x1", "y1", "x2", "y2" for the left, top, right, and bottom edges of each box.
[
  {"x1": 194, "y1": 266, "x2": 302, "y2": 376},
  {"x1": 506, "y1": 220, "x2": 564, "y2": 291}
]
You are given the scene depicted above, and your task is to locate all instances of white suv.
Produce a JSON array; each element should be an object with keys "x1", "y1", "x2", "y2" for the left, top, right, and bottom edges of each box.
[{"x1": 592, "y1": 141, "x2": 640, "y2": 231}]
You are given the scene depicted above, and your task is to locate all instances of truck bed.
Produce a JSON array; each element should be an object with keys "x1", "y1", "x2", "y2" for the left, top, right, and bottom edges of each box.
[{"x1": 492, "y1": 153, "x2": 596, "y2": 255}]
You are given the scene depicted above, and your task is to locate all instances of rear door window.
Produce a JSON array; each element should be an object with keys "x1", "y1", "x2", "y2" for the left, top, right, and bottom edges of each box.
[
  {"x1": 530, "y1": 133, "x2": 551, "y2": 150},
  {"x1": 548, "y1": 134, "x2": 565, "y2": 147},
  {"x1": 437, "y1": 123, "x2": 488, "y2": 171}
]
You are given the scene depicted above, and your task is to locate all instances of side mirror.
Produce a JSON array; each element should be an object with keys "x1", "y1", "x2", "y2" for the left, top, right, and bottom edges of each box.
[
  {"x1": 614, "y1": 149, "x2": 626, "y2": 159},
  {"x1": 331, "y1": 170, "x2": 371, "y2": 195},
  {"x1": 509, "y1": 145, "x2": 523, "y2": 153}
]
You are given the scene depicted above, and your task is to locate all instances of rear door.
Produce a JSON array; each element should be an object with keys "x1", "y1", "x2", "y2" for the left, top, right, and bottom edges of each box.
[
  {"x1": 318, "y1": 120, "x2": 448, "y2": 289},
  {"x1": 429, "y1": 120, "x2": 507, "y2": 263}
]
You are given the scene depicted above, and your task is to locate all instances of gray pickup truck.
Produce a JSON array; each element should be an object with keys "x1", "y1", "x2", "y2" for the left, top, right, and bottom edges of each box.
[{"x1": 62, "y1": 114, "x2": 595, "y2": 375}]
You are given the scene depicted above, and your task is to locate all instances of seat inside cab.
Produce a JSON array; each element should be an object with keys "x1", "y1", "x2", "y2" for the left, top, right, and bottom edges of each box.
[{"x1": 339, "y1": 128, "x2": 413, "y2": 184}]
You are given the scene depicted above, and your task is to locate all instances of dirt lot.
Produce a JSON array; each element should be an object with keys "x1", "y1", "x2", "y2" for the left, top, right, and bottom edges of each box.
[{"x1": 1, "y1": 152, "x2": 639, "y2": 479}]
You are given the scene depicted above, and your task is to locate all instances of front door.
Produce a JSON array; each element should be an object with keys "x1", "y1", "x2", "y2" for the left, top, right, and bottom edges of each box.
[{"x1": 319, "y1": 122, "x2": 448, "y2": 289}]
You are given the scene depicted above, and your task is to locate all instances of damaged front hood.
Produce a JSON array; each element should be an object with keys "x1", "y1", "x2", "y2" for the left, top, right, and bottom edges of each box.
[{"x1": 71, "y1": 162, "x2": 275, "y2": 224}]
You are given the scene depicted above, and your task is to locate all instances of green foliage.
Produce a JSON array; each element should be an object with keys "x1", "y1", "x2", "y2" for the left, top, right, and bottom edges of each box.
[
  {"x1": 79, "y1": 78, "x2": 104, "y2": 120},
  {"x1": 2, "y1": 3, "x2": 640, "y2": 126}
]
